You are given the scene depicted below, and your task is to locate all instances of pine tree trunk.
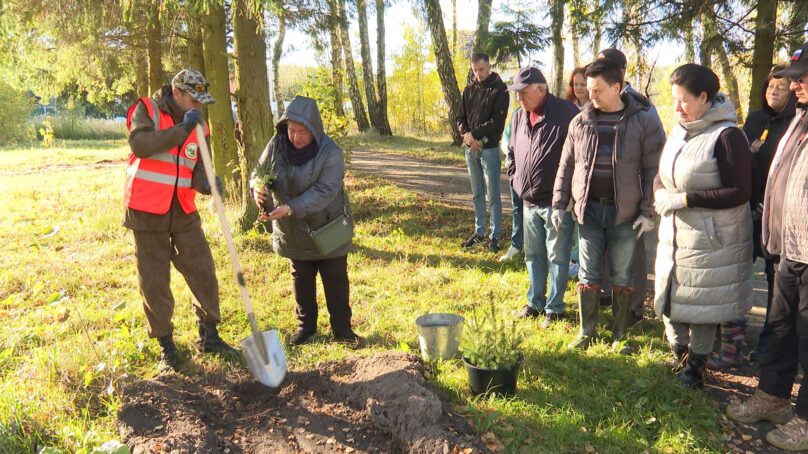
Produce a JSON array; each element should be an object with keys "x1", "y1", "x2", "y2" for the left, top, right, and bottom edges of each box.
[
  {"x1": 335, "y1": 0, "x2": 370, "y2": 131},
  {"x1": 551, "y1": 0, "x2": 565, "y2": 97},
  {"x1": 473, "y1": 0, "x2": 493, "y2": 53},
  {"x1": 135, "y1": 50, "x2": 150, "y2": 97},
  {"x1": 146, "y1": 0, "x2": 163, "y2": 93},
  {"x1": 422, "y1": 0, "x2": 462, "y2": 145},
  {"x1": 187, "y1": 11, "x2": 208, "y2": 123},
  {"x1": 375, "y1": 0, "x2": 392, "y2": 135},
  {"x1": 593, "y1": 0, "x2": 602, "y2": 54},
  {"x1": 328, "y1": 15, "x2": 345, "y2": 117},
  {"x1": 571, "y1": 19, "x2": 581, "y2": 68},
  {"x1": 699, "y1": 6, "x2": 713, "y2": 67},
  {"x1": 233, "y1": 0, "x2": 273, "y2": 229},
  {"x1": 703, "y1": 10, "x2": 743, "y2": 123},
  {"x1": 272, "y1": 7, "x2": 287, "y2": 118},
  {"x1": 187, "y1": 15, "x2": 205, "y2": 74},
  {"x1": 357, "y1": 0, "x2": 381, "y2": 131},
  {"x1": 748, "y1": 0, "x2": 777, "y2": 115},
  {"x1": 202, "y1": 1, "x2": 239, "y2": 189},
  {"x1": 684, "y1": 25, "x2": 696, "y2": 63}
]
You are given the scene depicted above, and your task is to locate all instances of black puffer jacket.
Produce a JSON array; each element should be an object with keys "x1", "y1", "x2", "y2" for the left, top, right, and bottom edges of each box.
[
  {"x1": 744, "y1": 91, "x2": 797, "y2": 259},
  {"x1": 743, "y1": 93, "x2": 797, "y2": 190},
  {"x1": 456, "y1": 72, "x2": 510, "y2": 148}
]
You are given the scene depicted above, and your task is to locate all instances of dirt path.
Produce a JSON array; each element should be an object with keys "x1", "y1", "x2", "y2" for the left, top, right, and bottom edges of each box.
[{"x1": 348, "y1": 147, "x2": 790, "y2": 454}]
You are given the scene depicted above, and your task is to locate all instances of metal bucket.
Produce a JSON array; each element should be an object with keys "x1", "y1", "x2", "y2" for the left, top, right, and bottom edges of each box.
[{"x1": 415, "y1": 313, "x2": 464, "y2": 361}]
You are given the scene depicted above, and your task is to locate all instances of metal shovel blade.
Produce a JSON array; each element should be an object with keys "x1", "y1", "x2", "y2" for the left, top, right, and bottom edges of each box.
[{"x1": 241, "y1": 330, "x2": 288, "y2": 388}]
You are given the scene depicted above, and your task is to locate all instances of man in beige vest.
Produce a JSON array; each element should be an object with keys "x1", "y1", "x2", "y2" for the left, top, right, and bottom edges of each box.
[{"x1": 726, "y1": 43, "x2": 808, "y2": 452}]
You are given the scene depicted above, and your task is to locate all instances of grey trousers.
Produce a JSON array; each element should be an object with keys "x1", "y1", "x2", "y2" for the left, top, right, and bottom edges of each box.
[{"x1": 663, "y1": 316, "x2": 716, "y2": 355}]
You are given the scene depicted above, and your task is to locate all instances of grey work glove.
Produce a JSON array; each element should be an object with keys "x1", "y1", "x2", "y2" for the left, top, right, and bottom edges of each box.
[
  {"x1": 551, "y1": 209, "x2": 566, "y2": 230},
  {"x1": 632, "y1": 215, "x2": 654, "y2": 239},
  {"x1": 182, "y1": 109, "x2": 202, "y2": 133}
]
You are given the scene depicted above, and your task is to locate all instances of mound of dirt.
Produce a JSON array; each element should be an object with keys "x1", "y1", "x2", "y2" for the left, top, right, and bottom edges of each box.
[{"x1": 117, "y1": 352, "x2": 491, "y2": 453}]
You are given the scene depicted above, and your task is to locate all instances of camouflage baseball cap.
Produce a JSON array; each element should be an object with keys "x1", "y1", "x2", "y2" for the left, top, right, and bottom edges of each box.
[{"x1": 171, "y1": 69, "x2": 215, "y2": 104}]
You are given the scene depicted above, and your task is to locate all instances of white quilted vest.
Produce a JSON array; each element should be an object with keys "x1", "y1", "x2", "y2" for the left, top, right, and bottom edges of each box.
[{"x1": 654, "y1": 121, "x2": 753, "y2": 324}]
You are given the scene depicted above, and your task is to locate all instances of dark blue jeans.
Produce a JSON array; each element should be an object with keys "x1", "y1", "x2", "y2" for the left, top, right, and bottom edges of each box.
[
  {"x1": 578, "y1": 200, "x2": 638, "y2": 288},
  {"x1": 510, "y1": 187, "x2": 523, "y2": 250}
]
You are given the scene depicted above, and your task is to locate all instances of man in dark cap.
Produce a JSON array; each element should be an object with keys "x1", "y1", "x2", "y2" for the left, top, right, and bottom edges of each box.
[
  {"x1": 507, "y1": 67, "x2": 580, "y2": 328},
  {"x1": 125, "y1": 68, "x2": 237, "y2": 372},
  {"x1": 726, "y1": 42, "x2": 808, "y2": 452}
]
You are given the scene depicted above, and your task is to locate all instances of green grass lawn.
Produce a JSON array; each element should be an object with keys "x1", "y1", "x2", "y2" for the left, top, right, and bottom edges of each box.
[{"x1": 0, "y1": 138, "x2": 723, "y2": 453}]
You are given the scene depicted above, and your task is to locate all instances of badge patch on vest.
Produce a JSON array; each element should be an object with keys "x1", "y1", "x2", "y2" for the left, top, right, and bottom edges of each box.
[{"x1": 185, "y1": 143, "x2": 198, "y2": 159}]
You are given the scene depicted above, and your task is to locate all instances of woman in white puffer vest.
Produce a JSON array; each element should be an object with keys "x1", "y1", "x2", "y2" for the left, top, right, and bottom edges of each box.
[{"x1": 654, "y1": 64, "x2": 754, "y2": 389}]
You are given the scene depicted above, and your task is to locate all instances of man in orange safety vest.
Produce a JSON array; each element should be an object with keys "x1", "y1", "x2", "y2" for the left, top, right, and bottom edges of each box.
[{"x1": 125, "y1": 69, "x2": 237, "y2": 371}]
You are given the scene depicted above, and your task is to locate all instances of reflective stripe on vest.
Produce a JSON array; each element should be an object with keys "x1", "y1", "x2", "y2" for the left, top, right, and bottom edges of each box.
[
  {"x1": 134, "y1": 169, "x2": 193, "y2": 187},
  {"x1": 123, "y1": 97, "x2": 202, "y2": 215}
]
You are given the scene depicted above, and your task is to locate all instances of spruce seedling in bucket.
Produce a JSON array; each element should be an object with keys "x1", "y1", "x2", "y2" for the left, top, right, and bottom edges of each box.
[{"x1": 460, "y1": 300, "x2": 524, "y2": 396}]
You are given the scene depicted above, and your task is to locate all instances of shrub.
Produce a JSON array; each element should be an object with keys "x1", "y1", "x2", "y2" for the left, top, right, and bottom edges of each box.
[
  {"x1": 0, "y1": 82, "x2": 36, "y2": 146},
  {"x1": 460, "y1": 299, "x2": 524, "y2": 369}
]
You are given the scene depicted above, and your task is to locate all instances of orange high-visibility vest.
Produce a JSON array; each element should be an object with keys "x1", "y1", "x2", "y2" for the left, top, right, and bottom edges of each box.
[{"x1": 123, "y1": 97, "x2": 208, "y2": 215}]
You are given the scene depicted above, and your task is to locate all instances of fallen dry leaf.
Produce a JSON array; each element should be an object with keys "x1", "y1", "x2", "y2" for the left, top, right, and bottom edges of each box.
[{"x1": 585, "y1": 444, "x2": 595, "y2": 453}]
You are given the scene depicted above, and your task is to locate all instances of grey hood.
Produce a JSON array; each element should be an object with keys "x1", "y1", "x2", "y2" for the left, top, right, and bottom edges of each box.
[
  {"x1": 276, "y1": 95, "x2": 325, "y2": 144},
  {"x1": 680, "y1": 93, "x2": 738, "y2": 139}
]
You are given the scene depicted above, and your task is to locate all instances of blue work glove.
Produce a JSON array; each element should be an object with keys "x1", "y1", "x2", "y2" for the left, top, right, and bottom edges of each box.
[
  {"x1": 182, "y1": 109, "x2": 202, "y2": 132},
  {"x1": 201, "y1": 176, "x2": 224, "y2": 196}
]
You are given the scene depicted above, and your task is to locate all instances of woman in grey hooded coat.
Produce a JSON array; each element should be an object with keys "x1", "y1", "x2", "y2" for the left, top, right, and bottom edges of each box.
[
  {"x1": 654, "y1": 64, "x2": 753, "y2": 388},
  {"x1": 251, "y1": 96, "x2": 358, "y2": 346}
]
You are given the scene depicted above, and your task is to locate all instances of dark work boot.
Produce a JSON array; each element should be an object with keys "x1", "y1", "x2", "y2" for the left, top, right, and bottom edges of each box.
[
  {"x1": 568, "y1": 286, "x2": 600, "y2": 350},
  {"x1": 157, "y1": 335, "x2": 181, "y2": 372},
  {"x1": 196, "y1": 319, "x2": 239, "y2": 355},
  {"x1": 289, "y1": 329, "x2": 316, "y2": 345},
  {"x1": 611, "y1": 290, "x2": 633, "y2": 354},
  {"x1": 680, "y1": 352, "x2": 708, "y2": 389}
]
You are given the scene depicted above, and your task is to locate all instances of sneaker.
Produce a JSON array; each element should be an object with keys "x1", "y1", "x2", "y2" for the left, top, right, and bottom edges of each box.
[
  {"x1": 515, "y1": 305, "x2": 541, "y2": 319},
  {"x1": 289, "y1": 329, "x2": 316, "y2": 346},
  {"x1": 461, "y1": 234, "x2": 484, "y2": 248},
  {"x1": 766, "y1": 415, "x2": 808, "y2": 451},
  {"x1": 541, "y1": 313, "x2": 563, "y2": 329},
  {"x1": 498, "y1": 246, "x2": 522, "y2": 262},
  {"x1": 726, "y1": 389, "x2": 793, "y2": 424},
  {"x1": 487, "y1": 238, "x2": 500, "y2": 253}
]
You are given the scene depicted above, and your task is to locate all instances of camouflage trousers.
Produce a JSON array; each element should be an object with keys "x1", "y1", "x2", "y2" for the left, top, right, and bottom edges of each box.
[{"x1": 133, "y1": 228, "x2": 221, "y2": 338}]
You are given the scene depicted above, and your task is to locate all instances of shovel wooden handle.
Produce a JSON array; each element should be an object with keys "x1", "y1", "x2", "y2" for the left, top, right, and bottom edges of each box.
[{"x1": 194, "y1": 124, "x2": 269, "y2": 362}]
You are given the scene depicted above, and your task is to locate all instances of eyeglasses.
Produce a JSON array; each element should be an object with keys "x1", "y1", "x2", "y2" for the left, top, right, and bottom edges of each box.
[{"x1": 180, "y1": 82, "x2": 209, "y2": 93}]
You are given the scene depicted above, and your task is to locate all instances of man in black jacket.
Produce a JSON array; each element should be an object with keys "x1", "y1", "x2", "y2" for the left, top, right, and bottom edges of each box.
[
  {"x1": 507, "y1": 67, "x2": 580, "y2": 327},
  {"x1": 456, "y1": 53, "x2": 510, "y2": 252}
]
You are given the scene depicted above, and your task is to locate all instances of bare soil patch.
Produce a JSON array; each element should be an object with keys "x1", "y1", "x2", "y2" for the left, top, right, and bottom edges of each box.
[{"x1": 117, "y1": 352, "x2": 490, "y2": 454}]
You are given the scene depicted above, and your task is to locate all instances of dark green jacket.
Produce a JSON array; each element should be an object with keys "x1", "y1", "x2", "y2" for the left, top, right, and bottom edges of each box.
[{"x1": 251, "y1": 96, "x2": 352, "y2": 260}]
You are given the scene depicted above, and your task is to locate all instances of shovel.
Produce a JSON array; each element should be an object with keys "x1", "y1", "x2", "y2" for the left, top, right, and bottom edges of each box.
[{"x1": 194, "y1": 124, "x2": 287, "y2": 388}]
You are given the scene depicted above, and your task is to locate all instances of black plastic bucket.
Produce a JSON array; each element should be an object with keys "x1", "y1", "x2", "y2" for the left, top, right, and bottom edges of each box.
[{"x1": 463, "y1": 355, "x2": 523, "y2": 397}]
